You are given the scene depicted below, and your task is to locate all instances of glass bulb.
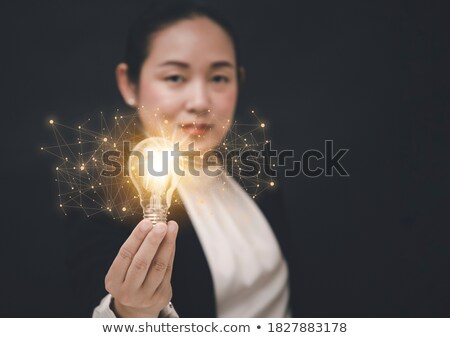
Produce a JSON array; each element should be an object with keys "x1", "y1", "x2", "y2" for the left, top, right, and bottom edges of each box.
[{"x1": 128, "y1": 137, "x2": 179, "y2": 225}]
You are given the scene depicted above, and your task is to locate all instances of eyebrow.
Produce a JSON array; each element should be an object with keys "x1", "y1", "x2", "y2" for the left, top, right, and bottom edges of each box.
[
  {"x1": 211, "y1": 61, "x2": 235, "y2": 69},
  {"x1": 157, "y1": 60, "x2": 235, "y2": 69}
]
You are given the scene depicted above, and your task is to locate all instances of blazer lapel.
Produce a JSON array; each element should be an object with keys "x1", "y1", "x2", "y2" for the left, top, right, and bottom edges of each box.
[
  {"x1": 167, "y1": 180, "x2": 289, "y2": 318},
  {"x1": 168, "y1": 191, "x2": 217, "y2": 317}
]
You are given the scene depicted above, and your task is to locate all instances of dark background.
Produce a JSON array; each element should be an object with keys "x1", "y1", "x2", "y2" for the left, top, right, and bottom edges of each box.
[{"x1": 1, "y1": 0, "x2": 449, "y2": 317}]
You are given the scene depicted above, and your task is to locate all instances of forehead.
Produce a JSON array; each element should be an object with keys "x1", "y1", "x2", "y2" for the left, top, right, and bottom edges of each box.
[{"x1": 146, "y1": 17, "x2": 236, "y2": 66}]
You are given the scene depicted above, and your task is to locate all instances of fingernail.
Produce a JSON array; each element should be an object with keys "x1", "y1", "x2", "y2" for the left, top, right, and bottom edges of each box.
[
  {"x1": 168, "y1": 221, "x2": 178, "y2": 233},
  {"x1": 153, "y1": 223, "x2": 167, "y2": 234}
]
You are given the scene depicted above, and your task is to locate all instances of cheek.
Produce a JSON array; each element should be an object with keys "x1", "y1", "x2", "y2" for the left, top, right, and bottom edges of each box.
[
  {"x1": 210, "y1": 90, "x2": 238, "y2": 141},
  {"x1": 137, "y1": 82, "x2": 181, "y2": 136},
  {"x1": 137, "y1": 110, "x2": 160, "y2": 137},
  {"x1": 212, "y1": 89, "x2": 237, "y2": 120},
  {"x1": 138, "y1": 81, "x2": 181, "y2": 120}
]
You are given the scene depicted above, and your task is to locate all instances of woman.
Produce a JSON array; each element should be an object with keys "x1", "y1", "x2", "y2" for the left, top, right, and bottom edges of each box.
[{"x1": 68, "y1": 2, "x2": 292, "y2": 318}]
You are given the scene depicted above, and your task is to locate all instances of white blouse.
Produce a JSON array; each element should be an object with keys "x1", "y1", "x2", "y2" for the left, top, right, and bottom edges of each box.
[{"x1": 93, "y1": 171, "x2": 290, "y2": 318}]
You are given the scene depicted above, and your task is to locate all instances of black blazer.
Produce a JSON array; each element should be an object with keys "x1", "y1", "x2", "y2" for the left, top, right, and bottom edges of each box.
[{"x1": 65, "y1": 182, "x2": 292, "y2": 317}]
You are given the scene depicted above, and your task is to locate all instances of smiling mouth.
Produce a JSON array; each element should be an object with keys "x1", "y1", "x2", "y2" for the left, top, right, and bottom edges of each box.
[{"x1": 179, "y1": 123, "x2": 213, "y2": 136}]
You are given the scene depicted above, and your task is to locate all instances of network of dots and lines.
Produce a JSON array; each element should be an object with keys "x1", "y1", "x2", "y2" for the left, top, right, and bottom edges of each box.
[{"x1": 41, "y1": 109, "x2": 276, "y2": 220}]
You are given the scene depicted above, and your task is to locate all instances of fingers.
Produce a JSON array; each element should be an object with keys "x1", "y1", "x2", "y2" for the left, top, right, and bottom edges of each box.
[
  {"x1": 123, "y1": 222, "x2": 168, "y2": 290},
  {"x1": 151, "y1": 225, "x2": 177, "y2": 308},
  {"x1": 105, "y1": 219, "x2": 153, "y2": 292},
  {"x1": 105, "y1": 217, "x2": 178, "y2": 311},
  {"x1": 143, "y1": 221, "x2": 178, "y2": 294},
  {"x1": 166, "y1": 230, "x2": 177, "y2": 282},
  {"x1": 155, "y1": 230, "x2": 177, "y2": 294}
]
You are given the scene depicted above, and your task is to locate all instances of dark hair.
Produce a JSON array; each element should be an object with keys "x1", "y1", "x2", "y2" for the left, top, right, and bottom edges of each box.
[{"x1": 124, "y1": 1, "x2": 242, "y2": 84}]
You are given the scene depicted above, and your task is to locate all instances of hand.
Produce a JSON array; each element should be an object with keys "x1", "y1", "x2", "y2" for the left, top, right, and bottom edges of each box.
[{"x1": 104, "y1": 219, "x2": 178, "y2": 317}]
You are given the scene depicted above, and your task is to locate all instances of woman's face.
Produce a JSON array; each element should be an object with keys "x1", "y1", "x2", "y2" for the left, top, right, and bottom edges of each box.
[{"x1": 130, "y1": 17, "x2": 238, "y2": 152}]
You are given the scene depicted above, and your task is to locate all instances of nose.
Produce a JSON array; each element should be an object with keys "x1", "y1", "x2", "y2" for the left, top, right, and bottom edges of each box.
[{"x1": 185, "y1": 80, "x2": 211, "y2": 115}]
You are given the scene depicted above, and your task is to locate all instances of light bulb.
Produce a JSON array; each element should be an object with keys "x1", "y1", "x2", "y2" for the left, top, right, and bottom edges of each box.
[{"x1": 128, "y1": 137, "x2": 180, "y2": 225}]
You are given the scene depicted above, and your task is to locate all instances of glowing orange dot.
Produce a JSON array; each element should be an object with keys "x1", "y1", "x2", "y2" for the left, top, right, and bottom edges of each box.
[
  {"x1": 122, "y1": 207, "x2": 127, "y2": 212},
  {"x1": 49, "y1": 120, "x2": 54, "y2": 124},
  {"x1": 270, "y1": 181, "x2": 275, "y2": 187},
  {"x1": 103, "y1": 137, "x2": 107, "y2": 142},
  {"x1": 261, "y1": 123, "x2": 266, "y2": 128}
]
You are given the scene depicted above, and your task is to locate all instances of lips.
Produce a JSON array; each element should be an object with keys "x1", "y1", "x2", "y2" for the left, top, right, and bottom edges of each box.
[{"x1": 180, "y1": 123, "x2": 213, "y2": 136}]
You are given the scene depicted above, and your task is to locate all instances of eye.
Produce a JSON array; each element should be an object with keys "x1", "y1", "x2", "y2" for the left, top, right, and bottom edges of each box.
[
  {"x1": 211, "y1": 75, "x2": 229, "y2": 83},
  {"x1": 165, "y1": 75, "x2": 185, "y2": 83}
]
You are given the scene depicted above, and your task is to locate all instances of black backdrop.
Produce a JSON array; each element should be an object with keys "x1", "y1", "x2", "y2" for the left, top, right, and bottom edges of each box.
[{"x1": 0, "y1": 0, "x2": 449, "y2": 317}]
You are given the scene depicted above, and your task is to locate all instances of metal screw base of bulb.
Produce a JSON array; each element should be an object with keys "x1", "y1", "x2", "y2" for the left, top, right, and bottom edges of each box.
[{"x1": 143, "y1": 207, "x2": 167, "y2": 226}]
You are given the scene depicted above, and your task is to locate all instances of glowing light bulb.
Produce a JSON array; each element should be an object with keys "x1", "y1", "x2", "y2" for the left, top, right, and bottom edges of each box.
[{"x1": 128, "y1": 137, "x2": 180, "y2": 225}]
